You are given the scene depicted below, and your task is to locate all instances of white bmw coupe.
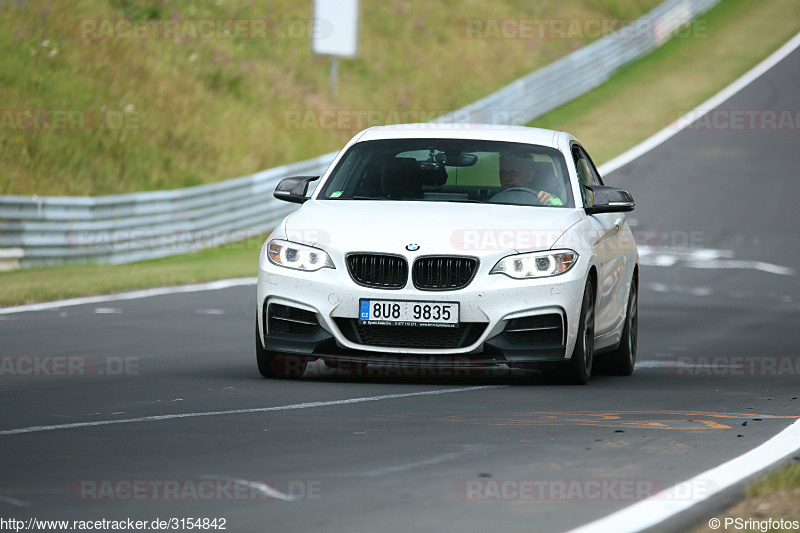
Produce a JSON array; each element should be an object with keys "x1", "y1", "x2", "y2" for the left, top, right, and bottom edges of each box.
[{"x1": 257, "y1": 124, "x2": 639, "y2": 384}]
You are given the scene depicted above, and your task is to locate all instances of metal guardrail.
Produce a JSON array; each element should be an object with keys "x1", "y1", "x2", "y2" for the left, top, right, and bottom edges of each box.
[
  {"x1": 0, "y1": 153, "x2": 332, "y2": 267},
  {"x1": 0, "y1": 0, "x2": 719, "y2": 269}
]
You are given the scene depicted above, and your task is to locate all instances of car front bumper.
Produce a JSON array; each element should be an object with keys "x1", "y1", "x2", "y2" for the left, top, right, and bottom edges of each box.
[{"x1": 256, "y1": 256, "x2": 589, "y2": 368}]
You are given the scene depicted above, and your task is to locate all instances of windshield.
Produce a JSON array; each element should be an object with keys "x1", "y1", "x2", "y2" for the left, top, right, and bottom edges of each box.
[{"x1": 317, "y1": 138, "x2": 574, "y2": 207}]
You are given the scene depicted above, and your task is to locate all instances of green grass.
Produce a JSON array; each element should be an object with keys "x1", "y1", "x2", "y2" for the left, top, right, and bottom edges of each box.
[
  {"x1": 748, "y1": 461, "x2": 800, "y2": 499},
  {"x1": 1, "y1": 0, "x2": 800, "y2": 307},
  {"x1": 692, "y1": 461, "x2": 800, "y2": 532},
  {"x1": 530, "y1": 0, "x2": 800, "y2": 164},
  {"x1": 0, "y1": 0, "x2": 662, "y2": 196},
  {"x1": 0, "y1": 234, "x2": 266, "y2": 306}
]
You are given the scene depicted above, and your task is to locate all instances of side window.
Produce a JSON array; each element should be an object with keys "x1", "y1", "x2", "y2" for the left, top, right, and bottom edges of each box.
[
  {"x1": 575, "y1": 156, "x2": 591, "y2": 186},
  {"x1": 572, "y1": 145, "x2": 603, "y2": 204},
  {"x1": 572, "y1": 145, "x2": 603, "y2": 186}
]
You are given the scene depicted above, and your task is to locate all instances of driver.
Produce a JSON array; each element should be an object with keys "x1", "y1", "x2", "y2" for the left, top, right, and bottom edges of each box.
[{"x1": 499, "y1": 152, "x2": 562, "y2": 206}]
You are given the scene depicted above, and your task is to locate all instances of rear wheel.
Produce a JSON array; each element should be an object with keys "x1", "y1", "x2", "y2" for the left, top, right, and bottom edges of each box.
[
  {"x1": 255, "y1": 318, "x2": 308, "y2": 379},
  {"x1": 606, "y1": 278, "x2": 638, "y2": 376},
  {"x1": 544, "y1": 279, "x2": 595, "y2": 385}
]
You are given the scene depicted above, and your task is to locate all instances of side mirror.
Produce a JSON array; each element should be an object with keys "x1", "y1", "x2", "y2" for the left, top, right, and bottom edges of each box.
[
  {"x1": 584, "y1": 185, "x2": 635, "y2": 215},
  {"x1": 273, "y1": 176, "x2": 320, "y2": 204}
]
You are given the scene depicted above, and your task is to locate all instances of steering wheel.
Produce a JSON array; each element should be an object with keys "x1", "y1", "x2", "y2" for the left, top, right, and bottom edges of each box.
[
  {"x1": 503, "y1": 187, "x2": 540, "y2": 195},
  {"x1": 489, "y1": 187, "x2": 541, "y2": 204}
]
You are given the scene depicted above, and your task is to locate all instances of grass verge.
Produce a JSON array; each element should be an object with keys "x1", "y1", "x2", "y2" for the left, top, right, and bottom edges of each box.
[
  {"x1": 1, "y1": 0, "x2": 661, "y2": 196},
  {"x1": 531, "y1": 0, "x2": 800, "y2": 164},
  {"x1": 0, "y1": 234, "x2": 264, "y2": 307},
  {"x1": 692, "y1": 460, "x2": 800, "y2": 532},
  {"x1": 1, "y1": 0, "x2": 800, "y2": 307}
]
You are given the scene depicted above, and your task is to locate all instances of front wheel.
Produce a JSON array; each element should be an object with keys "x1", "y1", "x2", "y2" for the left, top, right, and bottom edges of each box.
[
  {"x1": 544, "y1": 279, "x2": 595, "y2": 385},
  {"x1": 605, "y1": 278, "x2": 638, "y2": 376}
]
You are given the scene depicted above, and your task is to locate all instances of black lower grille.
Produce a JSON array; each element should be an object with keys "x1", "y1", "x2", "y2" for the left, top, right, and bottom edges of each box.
[
  {"x1": 268, "y1": 304, "x2": 320, "y2": 336},
  {"x1": 413, "y1": 256, "x2": 478, "y2": 290},
  {"x1": 503, "y1": 314, "x2": 563, "y2": 344},
  {"x1": 347, "y1": 254, "x2": 408, "y2": 289},
  {"x1": 335, "y1": 318, "x2": 487, "y2": 349}
]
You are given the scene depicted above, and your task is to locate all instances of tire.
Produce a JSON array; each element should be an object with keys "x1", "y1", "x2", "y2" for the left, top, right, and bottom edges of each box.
[
  {"x1": 606, "y1": 278, "x2": 638, "y2": 376},
  {"x1": 545, "y1": 279, "x2": 595, "y2": 385},
  {"x1": 255, "y1": 317, "x2": 308, "y2": 379}
]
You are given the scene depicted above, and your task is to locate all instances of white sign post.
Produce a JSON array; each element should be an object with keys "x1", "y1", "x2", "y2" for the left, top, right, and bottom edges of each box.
[{"x1": 312, "y1": 0, "x2": 359, "y2": 99}]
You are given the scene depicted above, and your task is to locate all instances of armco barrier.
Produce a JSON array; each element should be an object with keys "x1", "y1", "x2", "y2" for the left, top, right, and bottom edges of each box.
[
  {"x1": 0, "y1": 0, "x2": 719, "y2": 269},
  {"x1": 0, "y1": 153, "x2": 333, "y2": 267}
]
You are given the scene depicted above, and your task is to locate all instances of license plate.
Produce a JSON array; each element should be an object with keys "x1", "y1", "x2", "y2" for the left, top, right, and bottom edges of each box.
[{"x1": 359, "y1": 299, "x2": 459, "y2": 328}]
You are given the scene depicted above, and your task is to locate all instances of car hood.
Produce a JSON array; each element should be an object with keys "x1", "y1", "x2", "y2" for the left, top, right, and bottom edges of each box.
[{"x1": 282, "y1": 200, "x2": 583, "y2": 256}]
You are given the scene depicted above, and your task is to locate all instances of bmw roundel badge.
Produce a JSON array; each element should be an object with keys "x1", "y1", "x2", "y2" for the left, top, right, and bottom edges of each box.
[{"x1": 406, "y1": 243, "x2": 420, "y2": 251}]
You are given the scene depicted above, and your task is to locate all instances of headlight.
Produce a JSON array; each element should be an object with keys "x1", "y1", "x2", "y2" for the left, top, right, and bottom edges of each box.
[
  {"x1": 266, "y1": 239, "x2": 335, "y2": 271},
  {"x1": 490, "y1": 250, "x2": 578, "y2": 279}
]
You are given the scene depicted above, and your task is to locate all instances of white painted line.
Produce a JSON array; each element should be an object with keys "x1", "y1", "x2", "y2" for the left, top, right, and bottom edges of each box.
[
  {"x1": 231, "y1": 479, "x2": 297, "y2": 502},
  {"x1": 689, "y1": 260, "x2": 794, "y2": 276},
  {"x1": 361, "y1": 452, "x2": 464, "y2": 477},
  {"x1": 638, "y1": 247, "x2": 734, "y2": 260},
  {"x1": 203, "y1": 477, "x2": 299, "y2": 502},
  {"x1": 94, "y1": 308, "x2": 122, "y2": 314},
  {"x1": 598, "y1": 30, "x2": 800, "y2": 177},
  {"x1": 0, "y1": 386, "x2": 504, "y2": 436},
  {"x1": 640, "y1": 258, "x2": 794, "y2": 276},
  {"x1": 638, "y1": 246, "x2": 795, "y2": 276},
  {"x1": 0, "y1": 278, "x2": 256, "y2": 315},
  {"x1": 0, "y1": 495, "x2": 31, "y2": 508},
  {"x1": 634, "y1": 360, "x2": 695, "y2": 369},
  {"x1": 566, "y1": 417, "x2": 800, "y2": 533},
  {"x1": 636, "y1": 360, "x2": 799, "y2": 371}
]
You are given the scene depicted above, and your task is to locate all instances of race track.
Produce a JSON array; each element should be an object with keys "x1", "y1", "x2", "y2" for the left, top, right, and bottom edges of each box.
[{"x1": 1, "y1": 42, "x2": 799, "y2": 533}]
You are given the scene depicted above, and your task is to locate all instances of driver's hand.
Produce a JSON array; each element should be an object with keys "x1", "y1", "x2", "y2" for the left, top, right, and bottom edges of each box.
[{"x1": 538, "y1": 191, "x2": 554, "y2": 205}]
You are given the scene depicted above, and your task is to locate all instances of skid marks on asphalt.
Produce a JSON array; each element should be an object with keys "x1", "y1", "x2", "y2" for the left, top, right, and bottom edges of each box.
[{"x1": 373, "y1": 410, "x2": 797, "y2": 431}]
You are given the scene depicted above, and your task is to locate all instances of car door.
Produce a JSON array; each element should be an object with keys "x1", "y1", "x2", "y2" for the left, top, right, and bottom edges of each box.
[{"x1": 571, "y1": 144, "x2": 628, "y2": 341}]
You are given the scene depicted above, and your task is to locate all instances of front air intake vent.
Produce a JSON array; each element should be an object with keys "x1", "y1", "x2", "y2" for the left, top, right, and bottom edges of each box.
[{"x1": 267, "y1": 304, "x2": 320, "y2": 336}]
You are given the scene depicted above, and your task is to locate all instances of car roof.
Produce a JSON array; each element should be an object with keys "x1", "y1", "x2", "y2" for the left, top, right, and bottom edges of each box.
[{"x1": 354, "y1": 123, "x2": 571, "y2": 149}]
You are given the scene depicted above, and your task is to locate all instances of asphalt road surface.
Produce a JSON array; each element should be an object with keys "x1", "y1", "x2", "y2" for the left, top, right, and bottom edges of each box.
[{"x1": 1, "y1": 45, "x2": 799, "y2": 533}]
